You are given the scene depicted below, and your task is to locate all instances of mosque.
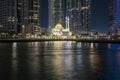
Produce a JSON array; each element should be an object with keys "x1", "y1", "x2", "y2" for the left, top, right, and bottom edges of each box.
[{"x1": 51, "y1": 23, "x2": 72, "y2": 36}]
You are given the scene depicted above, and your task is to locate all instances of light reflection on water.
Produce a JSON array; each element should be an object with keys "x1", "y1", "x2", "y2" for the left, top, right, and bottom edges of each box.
[
  {"x1": 11, "y1": 42, "x2": 17, "y2": 80},
  {"x1": 0, "y1": 41, "x2": 120, "y2": 80}
]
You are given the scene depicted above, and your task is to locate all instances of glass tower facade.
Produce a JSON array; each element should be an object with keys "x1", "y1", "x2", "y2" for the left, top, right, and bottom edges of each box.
[
  {"x1": 48, "y1": 0, "x2": 64, "y2": 30},
  {"x1": 17, "y1": 0, "x2": 40, "y2": 34},
  {"x1": 0, "y1": 0, "x2": 40, "y2": 34},
  {"x1": 110, "y1": 0, "x2": 120, "y2": 33},
  {"x1": 0, "y1": 0, "x2": 17, "y2": 34},
  {"x1": 109, "y1": 0, "x2": 114, "y2": 29},
  {"x1": 66, "y1": 0, "x2": 91, "y2": 35}
]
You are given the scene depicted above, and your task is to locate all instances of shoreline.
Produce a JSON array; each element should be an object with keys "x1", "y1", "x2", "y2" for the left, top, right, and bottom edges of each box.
[{"x1": 0, "y1": 39, "x2": 120, "y2": 43}]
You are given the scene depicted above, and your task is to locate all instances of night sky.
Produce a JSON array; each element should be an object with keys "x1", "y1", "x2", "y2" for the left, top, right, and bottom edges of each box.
[
  {"x1": 91, "y1": 0, "x2": 109, "y2": 33},
  {"x1": 41, "y1": 0, "x2": 110, "y2": 33}
]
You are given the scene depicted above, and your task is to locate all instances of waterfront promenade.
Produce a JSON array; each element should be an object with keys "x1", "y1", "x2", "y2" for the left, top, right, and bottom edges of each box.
[{"x1": 0, "y1": 38, "x2": 120, "y2": 43}]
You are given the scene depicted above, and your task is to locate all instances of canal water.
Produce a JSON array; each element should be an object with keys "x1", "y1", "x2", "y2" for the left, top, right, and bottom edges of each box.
[{"x1": 0, "y1": 41, "x2": 120, "y2": 80}]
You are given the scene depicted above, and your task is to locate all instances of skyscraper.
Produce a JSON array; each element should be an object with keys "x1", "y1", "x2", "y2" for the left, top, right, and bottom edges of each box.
[
  {"x1": 0, "y1": 0, "x2": 17, "y2": 34},
  {"x1": 109, "y1": 0, "x2": 114, "y2": 29},
  {"x1": 66, "y1": 0, "x2": 91, "y2": 35},
  {"x1": 48, "y1": 0, "x2": 64, "y2": 31},
  {"x1": 110, "y1": 0, "x2": 120, "y2": 34},
  {"x1": 17, "y1": 0, "x2": 40, "y2": 34},
  {"x1": 0, "y1": 0, "x2": 40, "y2": 35}
]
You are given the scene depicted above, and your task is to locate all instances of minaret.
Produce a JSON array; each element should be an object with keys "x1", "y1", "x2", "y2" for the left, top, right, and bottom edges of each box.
[{"x1": 65, "y1": 16, "x2": 70, "y2": 31}]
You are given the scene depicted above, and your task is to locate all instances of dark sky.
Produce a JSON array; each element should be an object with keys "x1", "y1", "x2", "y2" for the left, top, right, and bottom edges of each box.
[
  {"x1": 41, "y1": 0, "x2": 110, "y2": 33},
  {"x1": 91, "y1": 0, "x2": 109, "y2": 33},
  {"x1": 40, "y1": 0, "x2": 48, "y2": 28}
]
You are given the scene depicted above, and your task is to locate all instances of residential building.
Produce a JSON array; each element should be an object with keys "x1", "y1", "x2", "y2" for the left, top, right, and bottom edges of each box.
[
  {"x1": 0, "y1": 0, "x2": 40, "y2": 35},
  {"x1": 0, "y1": 0, "x2": 17, "y2": 34},
  {"x1": 110, "y1": 0, "x2": 120, "y2": 34},
  {"x1": 17, "y1": 0, "x2": 40, "y2": 34},
  {"x1": 66, "y1": 0, "x2": 91, "y2": 35},
  {"x1": 48, "y1": 0, "x2": 65, "y2": 31}
]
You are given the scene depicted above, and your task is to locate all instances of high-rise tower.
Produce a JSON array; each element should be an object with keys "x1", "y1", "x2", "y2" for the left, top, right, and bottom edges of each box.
[
  {"x1": 0, "y1": 0, "x2": 40, "y2": 35},
  {"x1": 110, "y1": 0, "x2": 120, "y2": 34},
  {"x1": 0, "y1": 0, "x2": 17, "y2": 34},
  {"x1": 17, "y1": 0, "x2": 40, "y2": 34},
  {"x1": 66, "y1": 0, "x2": 91, "y2": 35},
  {"x1": 48, "y1": 0, "x2": 64, "y2": 31},
  {"x1": 109, "y1": 0, "x2": 114, "y2": 29}
]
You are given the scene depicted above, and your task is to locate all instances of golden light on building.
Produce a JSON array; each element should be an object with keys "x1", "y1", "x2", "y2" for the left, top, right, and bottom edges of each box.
[
  {"x1": 81, "y1": 6, "x2": 89, "y2": 10},
  {"x1": 51, "y1": 23, "x2": 72, "y2": 36}
]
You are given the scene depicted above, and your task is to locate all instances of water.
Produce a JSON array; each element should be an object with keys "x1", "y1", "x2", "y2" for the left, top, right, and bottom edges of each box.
[{"x1": 0, "y1": 41, "x2": 120, "y2": 80}]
